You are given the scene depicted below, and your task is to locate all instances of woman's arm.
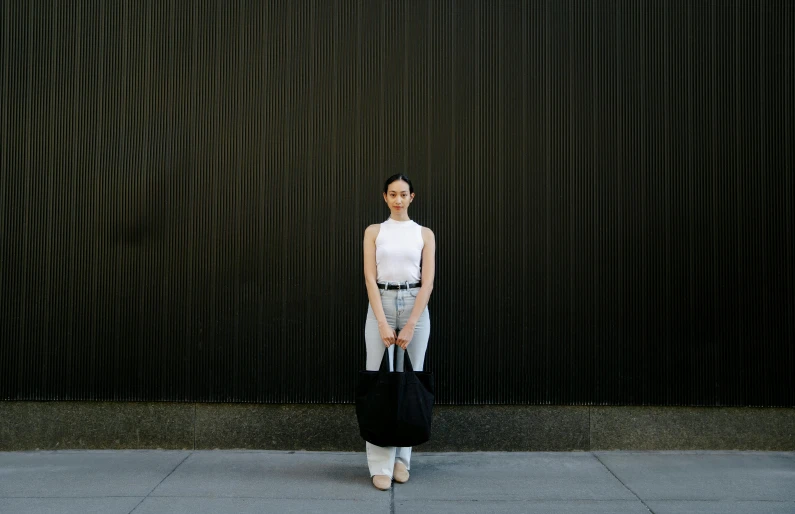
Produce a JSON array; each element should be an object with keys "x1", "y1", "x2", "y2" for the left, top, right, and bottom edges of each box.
[
  {"x1": 364, "y1": 224, "x2": 396, "y2": 347},
  {"x1": 396, "y1": 228, "x2": 435, "y2": 349}
]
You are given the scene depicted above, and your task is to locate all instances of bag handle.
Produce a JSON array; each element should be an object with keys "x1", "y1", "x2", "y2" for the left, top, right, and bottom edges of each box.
[
  {"x1": 378, "y1": 346, "x2": 415, "y2": 374},
  {"x1": 403, "y1": 348, "x2": 415, "y2": 372}
]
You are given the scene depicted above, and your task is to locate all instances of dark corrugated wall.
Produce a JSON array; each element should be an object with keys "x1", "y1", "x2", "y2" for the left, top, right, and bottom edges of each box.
[{"x1": 1, "y1": 0, "x2": 793, "y2": 406}]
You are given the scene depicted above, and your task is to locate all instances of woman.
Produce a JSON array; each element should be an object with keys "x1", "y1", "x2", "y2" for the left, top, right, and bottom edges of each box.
[{"x1": 362, "y1": 174, "x2": 436, "y2": 491}]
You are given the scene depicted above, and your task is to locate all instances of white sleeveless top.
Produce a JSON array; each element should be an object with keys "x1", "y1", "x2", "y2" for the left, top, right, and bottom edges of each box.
[{"x1": 375, "y1": 218, "x2": 424, "y2": 283}]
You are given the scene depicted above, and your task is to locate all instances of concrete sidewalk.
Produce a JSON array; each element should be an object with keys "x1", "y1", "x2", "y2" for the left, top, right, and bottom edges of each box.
[{"x1": 0, "y1": 450, "x2": 793, "y2": 514}]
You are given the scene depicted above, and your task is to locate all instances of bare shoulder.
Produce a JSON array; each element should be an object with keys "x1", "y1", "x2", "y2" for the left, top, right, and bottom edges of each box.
[
  {"x1": 421, "y1": 227, "x2": 435, "y2": 243},
  {"x1": 364, "y1": 224, "x2": 381, "y2": 240}
]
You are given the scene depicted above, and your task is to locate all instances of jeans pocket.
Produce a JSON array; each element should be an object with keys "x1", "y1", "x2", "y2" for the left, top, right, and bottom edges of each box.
[{"x1": 409, "y1": 287, "x2": 419, "y2": 298}]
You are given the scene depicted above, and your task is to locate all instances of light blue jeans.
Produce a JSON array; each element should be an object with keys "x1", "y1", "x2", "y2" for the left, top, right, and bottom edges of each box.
[{"x1": 364, "y1": 285, "x2": 431, "y2": 478}]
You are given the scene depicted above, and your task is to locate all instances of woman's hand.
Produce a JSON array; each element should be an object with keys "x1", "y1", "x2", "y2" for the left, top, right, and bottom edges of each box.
[
  {"x1": 396, "y1": 321, "x2": 415, "y2": 349},
  {"x1": 378, "y1": 320, "x2": 397, "y2": 347}
]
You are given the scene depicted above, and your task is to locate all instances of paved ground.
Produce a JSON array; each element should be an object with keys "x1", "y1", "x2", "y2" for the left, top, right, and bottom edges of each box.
[{"x1": 0, "y1": 450, "x2": 793, "y2": 513}]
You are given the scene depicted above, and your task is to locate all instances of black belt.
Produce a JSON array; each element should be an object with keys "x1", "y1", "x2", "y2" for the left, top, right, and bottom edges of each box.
[{"x1": 378, "y1": 282, "x2": 421, "y2": 290}]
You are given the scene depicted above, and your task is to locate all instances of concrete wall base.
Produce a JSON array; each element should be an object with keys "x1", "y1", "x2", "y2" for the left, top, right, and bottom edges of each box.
[{"x1": 1, "y1": 402, "x2": 792, "y2": 451}]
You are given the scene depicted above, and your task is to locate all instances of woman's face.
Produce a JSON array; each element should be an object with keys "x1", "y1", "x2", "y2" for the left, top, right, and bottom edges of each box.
[{"x1": 383, "y1": 180, "x2": 414, "y2": 214}]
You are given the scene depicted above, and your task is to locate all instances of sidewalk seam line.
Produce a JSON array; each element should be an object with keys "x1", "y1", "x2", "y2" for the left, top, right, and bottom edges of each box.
[
  {"x1": 592, "y1": 452, "x2": 656, "y2": 514},
  {"x1": 127, "y1": 451, "x2": 193, "y2": 514}
]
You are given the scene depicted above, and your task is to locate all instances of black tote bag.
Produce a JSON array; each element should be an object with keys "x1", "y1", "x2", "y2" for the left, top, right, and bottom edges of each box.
[{"x1": 355, "y1": 347, "x2": 435, "y2": 447}]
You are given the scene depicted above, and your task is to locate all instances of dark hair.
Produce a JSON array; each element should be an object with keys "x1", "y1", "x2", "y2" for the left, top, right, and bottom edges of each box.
[{"x1": 383, "y1": 174, "x2": 414, "y2": 194}]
